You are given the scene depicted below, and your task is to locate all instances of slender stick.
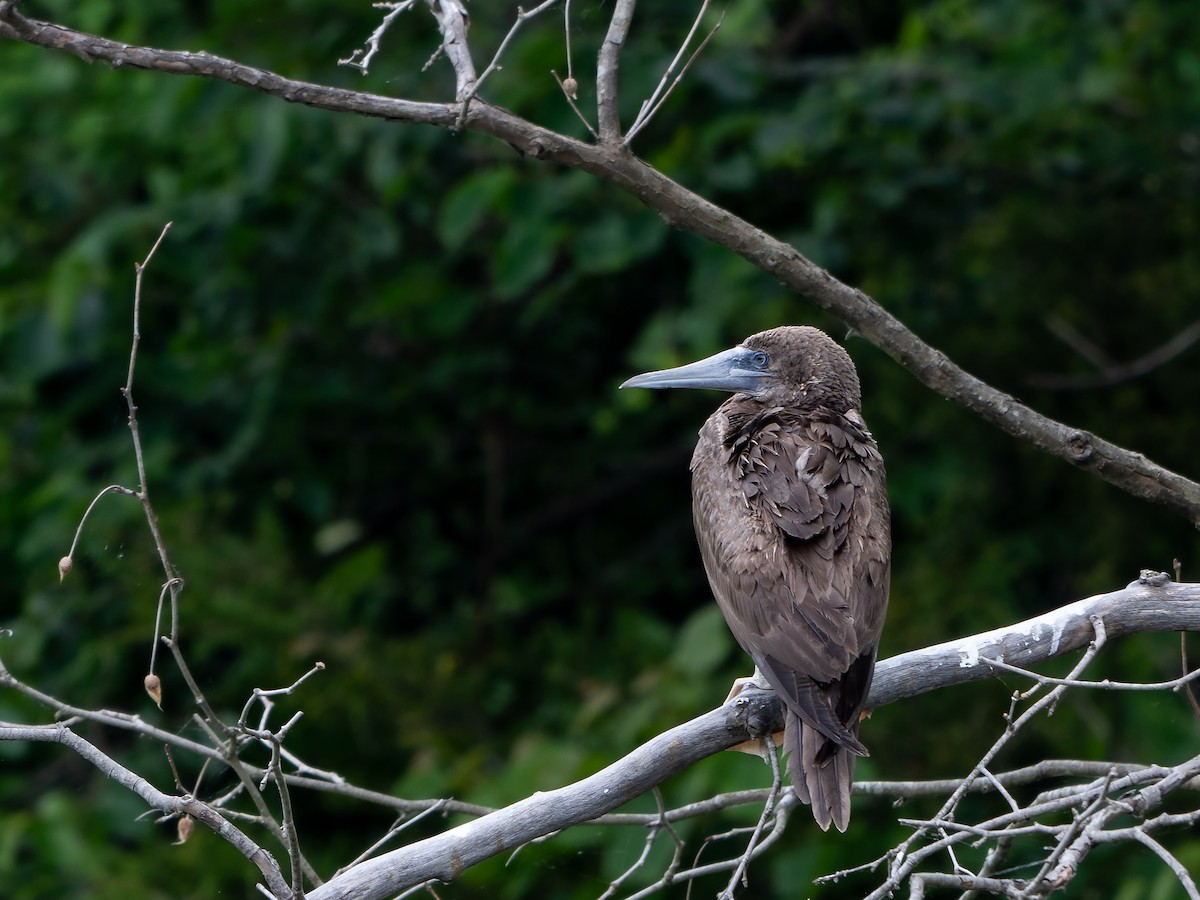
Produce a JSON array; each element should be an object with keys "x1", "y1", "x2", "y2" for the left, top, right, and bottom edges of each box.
[{"x1": 625, "y1": 0, "x2": 721, "y2": 145}]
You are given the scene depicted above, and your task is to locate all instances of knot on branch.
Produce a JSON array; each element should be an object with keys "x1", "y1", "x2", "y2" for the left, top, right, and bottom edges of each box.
[
  {"x1": 727, "y1": 687, "x2": 784, "y2": 740},
  {"x1": 1065, "y1": 430, "x2": 1095, "y2": 462},
  {"x1": 1137, "y1": 569, "x2": 1172, "y2": 587},
  {"x1": 1120, "y1": 788, "x2": 1150, "y2": 818}
]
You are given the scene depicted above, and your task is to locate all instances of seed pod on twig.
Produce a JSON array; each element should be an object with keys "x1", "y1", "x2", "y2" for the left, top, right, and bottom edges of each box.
[
  {"x1": 58, "y1": 556, "x2": 73, "y2": 582},
  {"x1": 174, "y1": 815, "x2": 194, "y2": 845},
  {"x1": 144, "y1": 673, "x2": 163, "y2": 709}
]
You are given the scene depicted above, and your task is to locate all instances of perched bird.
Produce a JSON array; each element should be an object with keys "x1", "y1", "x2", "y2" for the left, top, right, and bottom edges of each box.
[{"x1": 621, "y1": 326, "x2": 890, "y2": 831}]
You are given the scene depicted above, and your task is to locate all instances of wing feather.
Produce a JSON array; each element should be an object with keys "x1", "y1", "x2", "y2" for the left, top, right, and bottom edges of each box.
[{"x1": 691, "y1": 402, "x2": 890, "y2": 752}]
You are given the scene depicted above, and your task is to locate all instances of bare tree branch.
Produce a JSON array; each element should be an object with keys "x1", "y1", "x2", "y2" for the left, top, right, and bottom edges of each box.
[
  {"x1": 3, "y1": 6, "x2": 1198, "y2": 524},
  {"x1": 596, "y1": 0, "x2": 635, "y2": 141},
  {"x1": 624, "y1": 0, "x2": 724, "y2": 145},
  {"x1": 868, "y1": 572, "x2": 1200, "y2": 708},
  {"x1": 338, "y1": 1, "x2": 419, "y2": 75},
  {"x1": 854, "y1": 759, "x2": 1198, "y2": 799},
  {"x1": 302, "y1": 689, "x2": 784, "y2": 900},
  {"x1": 1031, "y1": 317, "x2": 1200, "y2": 390},
  {"x1": 297, "y1": 575, "x2": 1200, "y2": 900},
  {"x1": 0, "y1": 722, "x2": 292, "y2": 899},
  {"x1": 4, "y1": 575, "x2": 1199, "y2": 897},
  {"x1": 426, "y1": 0, "x2": 475, "y2": 101}
]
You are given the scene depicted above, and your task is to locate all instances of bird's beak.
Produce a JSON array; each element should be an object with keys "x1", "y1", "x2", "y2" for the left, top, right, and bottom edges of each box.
[{"x1": 620, "y1": 346, "x2": 771, "y2": 394}]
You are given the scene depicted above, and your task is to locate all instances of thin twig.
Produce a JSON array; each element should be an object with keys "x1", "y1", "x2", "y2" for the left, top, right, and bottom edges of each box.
[
  {"x1": 457, "y1": 0, "x2": 559, "y2": 128},
  {"x1": 238, "y1": 663, "x2": 328, "y2": 729},
  {"x1": 61, "y1": 484, "x2": 137, "y2": 573},
  {"x1": 853, "y1": 759, "x2": 1172, "y2": 798},
  {"x1": 1128, "y1": 831, "x2": 1200, "y2": 900},
  {"x1": 977, "y1": 652, "x2": 1200, "y2": 693},
  {"x1": 1031, "y1": 318, "x2": 1200, "y2": 390},
  {"x1": 267, "y1": 735, "x2": 312, "y2": 895},
  {"x1": 336, "y1": 802, "x2": 450, "y2": 876},
  {"x1": 624, "y1": 1, "x2": 723, "y2": 145},
  {"x1": 123, "y1": 222, "x2": 177, "y2": 579},
  {"x1": 563, "y1": 0, "x2": 574, "y2": 80},
  {"x1": 552, "y1": 68, "x2": 597, "y2": 136},
  {"x1": 718, "y1": 735, "x2": 781, "y2": 899},
  {"x1": 338, "y1": 1, "x2": 419, "y2": 74},
  {"x1": 597, "y1": 788, "x2": 670, "y2": 899}
]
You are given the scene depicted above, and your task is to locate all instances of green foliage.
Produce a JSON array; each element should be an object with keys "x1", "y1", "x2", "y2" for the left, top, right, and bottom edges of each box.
[{"x1": 3, "y1": 0, "x2": 1200, "y2": 896}]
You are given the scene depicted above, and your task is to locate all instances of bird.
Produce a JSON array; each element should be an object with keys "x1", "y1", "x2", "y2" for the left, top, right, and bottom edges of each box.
[{"x1": 621, "y1": 325, "x2": 890, "y2": 831}]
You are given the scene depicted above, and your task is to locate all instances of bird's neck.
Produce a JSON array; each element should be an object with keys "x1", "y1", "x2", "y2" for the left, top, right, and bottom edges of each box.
[{"x1": 723, "y1": 402, "x2": 848, "y2": 442}]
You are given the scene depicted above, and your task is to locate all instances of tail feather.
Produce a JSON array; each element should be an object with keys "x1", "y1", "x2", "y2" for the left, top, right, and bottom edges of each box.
[{"x1": 783, "y1": 711, "x2": 859, "y2": 832}]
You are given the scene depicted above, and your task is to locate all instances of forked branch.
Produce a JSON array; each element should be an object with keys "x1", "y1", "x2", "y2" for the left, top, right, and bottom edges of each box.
[
  {"x1": 3, "y1": 576, "x2": 1199, "y2": 898},
  {"x1": 0, "y1": 722, "x2": 291, "y2": 899}
]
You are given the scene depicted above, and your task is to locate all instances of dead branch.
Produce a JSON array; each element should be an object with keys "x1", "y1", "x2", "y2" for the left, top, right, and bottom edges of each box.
[
  {"x1": 1031, "y1": 317, "x2": 1200, "y2": 390},
  {"x1": 4, "y1": 575, "x2": 1200, "y2": 897},
  {"x1": 596, "y1": 0, "x2": 635, "y2": 141},
  {"x1": 298, "y1": 576, "x2": 1200, "y2": 900},
  {"x1": 0, "y1": 722, "x2": 292, "y2": 899},
  {"x1": 868, "y1": 572, "x2": 1200, "y2": 708},
  {"x1": 338, "y1": 1, "x2": 420, "y2": 75}
]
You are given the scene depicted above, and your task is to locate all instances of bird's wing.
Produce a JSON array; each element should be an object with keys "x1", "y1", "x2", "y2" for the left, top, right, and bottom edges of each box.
[
  {"x1": 733, "y1": 415, "x2": 868, "y2": 669},
  {"x1": 699, "y1": 406, "x2": 887, "y2": 690},
  {"x1": 692, "y1": 407, "x2": 889, "y2": 746}
]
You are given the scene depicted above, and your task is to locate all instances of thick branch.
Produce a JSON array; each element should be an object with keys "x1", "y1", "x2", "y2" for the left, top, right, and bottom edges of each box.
[
  {"x1": 306, "y1": 690, "x2": 781, "y2": 900},
  {"x1": 306, "y1": 577, "x2": 1200, "y2": 900},
  {"x1": 3, "y1": 8, "x2": 1197, "y2": 523},
  {"x1": 427, "y1": 0, "x2": 474, "y2": 101},
  {"x1": 3, "y1": 581, "x2": 1197, "y2": 897},
  {"x1": 596, "y1": 0, "x2": 635, "y2": 141},
  {"x1": 869, "y1": 575, "x2": 1200, "y2": 707}
]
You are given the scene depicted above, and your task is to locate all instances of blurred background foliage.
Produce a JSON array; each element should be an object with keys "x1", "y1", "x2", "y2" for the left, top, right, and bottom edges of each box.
[{"x1": 2, "y1": 0, "x2": 1200, "y2": 896}]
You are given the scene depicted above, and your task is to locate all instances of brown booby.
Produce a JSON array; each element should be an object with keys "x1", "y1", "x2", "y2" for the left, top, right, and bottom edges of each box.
[{"x1": 621, "y1": 325, "x2": 890, "y2": 831}]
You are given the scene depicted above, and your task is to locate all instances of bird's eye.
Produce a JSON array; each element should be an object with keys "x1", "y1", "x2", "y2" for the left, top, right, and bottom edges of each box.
[{"x1": 749, "y1": 350, "x2": 769, "y2": 369}]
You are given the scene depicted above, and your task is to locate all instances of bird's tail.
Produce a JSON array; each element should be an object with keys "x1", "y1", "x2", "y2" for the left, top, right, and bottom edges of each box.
[{"x1": 784, "y1": 712, "x2": 861, "y2": 832}]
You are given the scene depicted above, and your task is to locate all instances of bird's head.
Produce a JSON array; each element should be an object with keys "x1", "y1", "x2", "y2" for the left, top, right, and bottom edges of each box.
[{"x1": 621, "y1": 325, "x2": 861, "y2": 413}]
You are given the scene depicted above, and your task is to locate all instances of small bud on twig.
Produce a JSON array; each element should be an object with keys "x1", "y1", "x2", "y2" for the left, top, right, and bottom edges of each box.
[
  {"x1": 174, "y1": 815, "x2": 195, "y2": 845},
  {"x1": 58, "y1": 556, "x2": 73, "y2": 583},
  {"x1": 144, "y1": 673, "x2": 163, "y2": 709},
  {"x1": 563, "y1": 76, "x2": 578, "y2": 99}
]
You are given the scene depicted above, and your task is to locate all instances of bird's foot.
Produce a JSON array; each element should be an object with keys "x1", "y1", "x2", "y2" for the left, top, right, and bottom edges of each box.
[
  {"x1": 722, "y1": 667, "x2": 773, "y2": 703},
  {"x1": 725, "y1": 668, "x2": 783, "y2": 755}
]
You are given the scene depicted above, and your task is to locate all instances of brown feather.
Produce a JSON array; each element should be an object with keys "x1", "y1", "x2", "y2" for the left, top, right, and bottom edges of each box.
[{"x1": 688, "y1": 327, "x2": 891, "y2": 830}]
